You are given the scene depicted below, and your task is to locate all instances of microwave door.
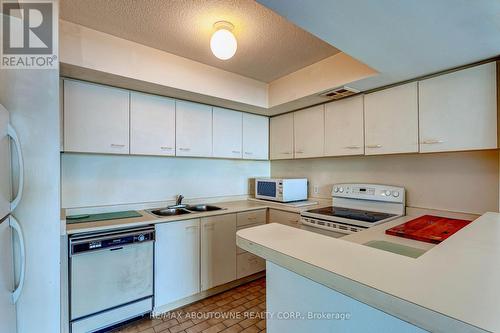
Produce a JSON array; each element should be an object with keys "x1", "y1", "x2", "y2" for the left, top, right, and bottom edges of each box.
[{"x1": 0, "y1": 105, "x2": 10, "y2": 220}]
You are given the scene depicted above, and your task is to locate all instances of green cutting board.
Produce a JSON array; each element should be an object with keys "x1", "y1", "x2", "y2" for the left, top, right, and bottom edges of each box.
[
  {"x1": 66, "y1": 210, "x2": 142, "y2": 224},
  {"x1": 364, "y1": 240, "x2": 427, "y2": 258}
]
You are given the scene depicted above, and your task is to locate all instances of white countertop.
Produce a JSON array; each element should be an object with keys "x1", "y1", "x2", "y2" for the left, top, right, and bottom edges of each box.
[
  {"x1": 64, "y1": 199, "x2": 329, "y2": 235},
  {"x1": 237, "y1": 212, "x2": 500, "y2": 333}
]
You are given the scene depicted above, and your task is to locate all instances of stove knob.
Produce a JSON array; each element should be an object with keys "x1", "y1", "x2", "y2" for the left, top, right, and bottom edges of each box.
[
  {"x1": 393, "y1": 191, "x2": 400, "y2": 197},
  {"x1": 385, "y1": 190, "x2": 392, "y2": 196},
  {"x1": 138, "y1": 234, "x2": 145, "y2": 242},
  {"x1": 339, "y1": 187, "x2": 344, "y2": 193},
  {"x1": 334, "y1": 187, "x2": 339, "y2": 193}
]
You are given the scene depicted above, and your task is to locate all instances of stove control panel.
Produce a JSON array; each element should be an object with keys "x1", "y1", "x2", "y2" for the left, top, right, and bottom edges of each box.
[{"x1": 332, "y1": 183, "x2": 405, "y2": 203}]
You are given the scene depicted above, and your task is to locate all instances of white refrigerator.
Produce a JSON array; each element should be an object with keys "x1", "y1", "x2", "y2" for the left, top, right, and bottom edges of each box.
[{"x1": 0, "y1": 104, "x2": 25, "y2": 333}]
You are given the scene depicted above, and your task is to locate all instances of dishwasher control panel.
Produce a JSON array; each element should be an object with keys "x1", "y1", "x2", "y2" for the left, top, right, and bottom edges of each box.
[{"x1": 70, "y1": 227, "x2": 155, "y2": 256}]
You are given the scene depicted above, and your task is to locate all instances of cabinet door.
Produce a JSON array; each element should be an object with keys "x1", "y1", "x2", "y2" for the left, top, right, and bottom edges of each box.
[
  {"x1": 176, "y1": 100, "x2": 213, "y2": 157},
  {"x1": 64, "y1": 80, "x2": 129, "y2": 154},
  {"x1": 237, "y1": 252, "x2": 265, "y2": 279},
  {"x1": 270, "y1": 113, "x2": 294, "y2": 160},
  {"x1": 294, "y1": 105, "x2": 324, "y2": 158},
  {"x1": 419, "y1": 62, "x2": 497, "y2": 153},
  {"x1": 242, "y1": 113, "x2": 269, "y2": 160},
  {"x1": 324, "y1": 96, "x2": 364, "y2": 156},
  {"x1": 154, "y1": 219, "x2": 200, "y2": 309},
  {"x1": 201, "y1": 214, "x2": 237, "y2": 291},
  {"x1": 130, "y1": 92, "x2": 175, "y2": 156},
  {"x1": 268, "y1": 209, "x2": 300, "y2": 228},
  {"x1": 213, "y1": 107, "x2": 242, "y2": 159},
  {"x1": 364, "y1": 82, "x2": 418, "y2": 155}
]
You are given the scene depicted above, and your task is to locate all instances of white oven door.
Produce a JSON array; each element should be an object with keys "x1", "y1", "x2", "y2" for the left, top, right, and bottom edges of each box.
[{"x1": 70, "y1": 241, "x2": 154, "y2": 320}]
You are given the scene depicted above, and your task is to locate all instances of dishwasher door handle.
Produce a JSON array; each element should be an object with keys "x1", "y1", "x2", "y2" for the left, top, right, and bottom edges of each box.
[{"x1": 110, "y1": 247, "x2": 124, "y2": 251}]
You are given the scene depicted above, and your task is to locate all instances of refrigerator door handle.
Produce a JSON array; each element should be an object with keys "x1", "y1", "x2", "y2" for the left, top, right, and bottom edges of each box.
[
  {"x1": 9, "y1": 216, "x2": 25, "y2": 304},
  {"x1": 7, "y1": 124, "x2": 23, "y2": 211}
]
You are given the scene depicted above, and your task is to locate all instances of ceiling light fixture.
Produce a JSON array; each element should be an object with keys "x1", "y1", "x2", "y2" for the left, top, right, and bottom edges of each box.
[{"x1": 210, "y1": 21, "x2": 237, "y2": 60}]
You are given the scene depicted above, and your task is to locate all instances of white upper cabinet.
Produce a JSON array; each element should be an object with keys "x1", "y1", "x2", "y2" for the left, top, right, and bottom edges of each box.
[
  {"x1": 176, "y1": 100, "x2": 213, "y2": 157},
  {"x1": 364, "y1": 82, "x2": 419, "y2": 155},
  {"x1": 242, "y1": 113, "x2": 269, "y2": 160},
  {"x1": 419, "y1": 62, "x2": 498, "y2": 153},
  {"x1": 130, "y1": 92, "x2": 175, "y2": 156},
  {"x1": 64, "y1": 80, "x2": 130, "y2": 154},
  {"x1": 270, "y1": 113, "x2": 294, "y2": 160},
  {"x1": 324, "y1": 95, "x2": 364, "y2": 156},
  {"x1": 213, "y1": 107, "x2": 242, "y2": 159},
  {"x1": 294, "y1": 105, "x2": 325, "y2": 158}
]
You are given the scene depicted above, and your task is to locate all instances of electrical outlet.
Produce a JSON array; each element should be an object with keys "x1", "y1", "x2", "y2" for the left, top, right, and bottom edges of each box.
[{"x1": 313, "y1": 185, "x2": 319, "y2": 195}]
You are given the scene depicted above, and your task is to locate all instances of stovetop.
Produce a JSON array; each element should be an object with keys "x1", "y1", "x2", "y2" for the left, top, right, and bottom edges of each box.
[{"x1": 304, "y1": 206, "x2": 397, "y2": 223}]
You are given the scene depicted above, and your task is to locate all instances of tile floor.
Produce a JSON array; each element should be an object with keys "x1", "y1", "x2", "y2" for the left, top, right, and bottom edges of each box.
[{"x1": 112, "y1": 277, "x2": 266, "y2": 333}]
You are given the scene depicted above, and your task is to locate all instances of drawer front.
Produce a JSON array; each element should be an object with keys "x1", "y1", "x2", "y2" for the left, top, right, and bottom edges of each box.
[
  {"x1": 237, "y1": 252, "x2": 265, "y2": 279},
  {"x1": 268, "y1": 209, "x2": 300, "y2": 228},
  {"x1": 237, "y1": 209, "x2": 267, "y2": 227},
  {"x1": 237, "y1": 221, "x2": 265, "y2": 254}
]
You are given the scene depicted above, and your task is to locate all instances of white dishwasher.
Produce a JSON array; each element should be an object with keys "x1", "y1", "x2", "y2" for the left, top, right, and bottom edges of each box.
[{"x1": 69, "y1": 226, "x2": 155, "y2": 333}]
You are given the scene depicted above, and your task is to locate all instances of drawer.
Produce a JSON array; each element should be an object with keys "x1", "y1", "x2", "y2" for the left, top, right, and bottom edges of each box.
[
  {"x1": 268, "y1": 209, "x2": 300, "y2": 228},
  {"x1": 237, "y1": 221, "x2": 265, "y2": 254},
  {"x1": 237, "y1": 209, "x2": 267, "y2": 227},
  {"x1": 237, "y1": 252, "x2": 265, "y2": 279}
]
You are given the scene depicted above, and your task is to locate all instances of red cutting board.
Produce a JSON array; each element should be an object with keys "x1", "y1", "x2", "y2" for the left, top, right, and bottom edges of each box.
[{"x1": 386, "y1": 215, "x2": 472, "y2": 244}]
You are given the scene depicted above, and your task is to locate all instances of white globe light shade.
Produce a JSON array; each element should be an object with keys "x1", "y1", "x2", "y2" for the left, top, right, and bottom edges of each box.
[{"x1": 210, "y1": 28, "x2": 237, "y2": 60}]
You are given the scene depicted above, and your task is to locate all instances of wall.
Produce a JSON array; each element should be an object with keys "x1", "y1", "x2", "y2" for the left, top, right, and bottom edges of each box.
[
  {"x1": 268, "y1": 53, "x2": 377, "y2": 113},
  {"x1": 0, "y1": 7, "x2": 61, "y2": 333},
  {"x1": 62, "y1": 154, "x2": 270, "y2": 209},
  {"x1": 59, "y1": 20, "x2": 268, "y2": 110},
  {"x1": 271, "y1": 151, "x2": 499, "y2": 215}
]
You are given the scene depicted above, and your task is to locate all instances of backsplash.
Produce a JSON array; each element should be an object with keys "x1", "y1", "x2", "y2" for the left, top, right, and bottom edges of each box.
[
  {"x1": 62, "y1": 153, "x2": 270, "y2": 208},
  {"x1": 271, "y1": 150, "x2": 499, "y2": 215}
]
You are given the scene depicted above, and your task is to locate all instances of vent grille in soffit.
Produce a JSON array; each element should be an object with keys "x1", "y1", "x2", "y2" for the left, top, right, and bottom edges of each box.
[{"x1": 319, "y1": 86, "x2": 360, "y2": 100}]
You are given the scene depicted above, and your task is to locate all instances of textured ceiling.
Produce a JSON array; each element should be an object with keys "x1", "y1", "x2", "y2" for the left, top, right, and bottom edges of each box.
[{"x1": 60, "y1": 0, "x2": 340, "y2": 82}]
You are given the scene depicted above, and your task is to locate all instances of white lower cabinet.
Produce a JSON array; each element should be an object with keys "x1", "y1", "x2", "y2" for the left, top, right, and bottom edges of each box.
[
  {"x1": 201, "y1": 214, "x2": 237, "y2": 291},
  {"x1": 268, "y1": 209, "x2": 300, "y2": 228},
  {"x1": 237, "y1": 252, "x2": 265, "y2": 279},
  {"x1": 154, "y1": 219, "x2": 200, "y2": 310}
]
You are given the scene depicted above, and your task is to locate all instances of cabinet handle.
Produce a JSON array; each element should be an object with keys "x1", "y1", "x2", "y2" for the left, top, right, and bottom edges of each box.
[
  {"x1": 244, "y1": 151, "x2": 253, "y2": 155},
  {"x1": 366, "y1": 144, "x2": 382, "y2": 149},
  {"x1": 203, "y1": 223, "x2": 214, "y2": 230},
  {"x1": 232, "y1": 150, "x2": 241, "y2": 154},
  {"x1": 421, "y1": 139, "x2": 444, "y2": 144},
  {"x1": 282, "y1": 152, "x2": 292, "y2": 155},
  {"x1": 161, "y1": 146, "x2": 173, "y2": 150},
  {"x1": 185, "y1": 225, "x2": 199, "y2": 231},
  {"x1": 178, "y1": 147, "x2": 191, "y2": 151},
  {"x1": 344, "y1": 145, "x2": 361, "y2": 149},
  {"x1": 295, "y1": 150, "x2": 304, "y2": 154},
  {"x1": 110, "y1": 144, "x2": 126, "y2": 148}
]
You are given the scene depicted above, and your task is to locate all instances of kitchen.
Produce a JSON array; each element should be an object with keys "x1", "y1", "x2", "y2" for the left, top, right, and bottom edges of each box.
[{"x1": 1, "y1": 1, "x2": 500, "y2": 333}]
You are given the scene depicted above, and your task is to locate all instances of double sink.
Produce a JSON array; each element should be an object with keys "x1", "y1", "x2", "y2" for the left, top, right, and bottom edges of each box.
[{"x1": 148, "y1": 204, "x2": 223, "y2": 217}]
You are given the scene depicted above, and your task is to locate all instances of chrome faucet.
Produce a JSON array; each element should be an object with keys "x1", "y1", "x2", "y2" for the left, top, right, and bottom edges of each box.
[{"x1": 176, "y1": 194, "x2": 184, "y2": 206}]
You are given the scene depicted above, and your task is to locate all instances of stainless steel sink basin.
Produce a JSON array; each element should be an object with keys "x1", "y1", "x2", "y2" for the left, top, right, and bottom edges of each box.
[
  {"x1": 185, "y1": 204, "x2": 223, "y2": 212},
  {"x1": 148, "y1": 208, "x2": 191, "y2": 217}
]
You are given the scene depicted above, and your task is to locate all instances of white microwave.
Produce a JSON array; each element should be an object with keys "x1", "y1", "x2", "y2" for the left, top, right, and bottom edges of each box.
[{"x1": 255, "y1": 178, "x2": 308, "y2": 202}]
